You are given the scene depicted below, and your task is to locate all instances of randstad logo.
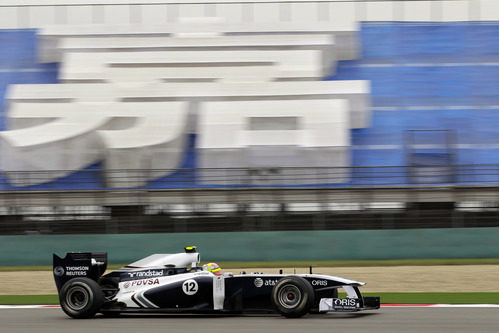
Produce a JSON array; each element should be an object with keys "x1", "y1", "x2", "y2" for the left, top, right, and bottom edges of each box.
[{"x1": 127, "y1": 270, "x2": 164, "y2": 278}]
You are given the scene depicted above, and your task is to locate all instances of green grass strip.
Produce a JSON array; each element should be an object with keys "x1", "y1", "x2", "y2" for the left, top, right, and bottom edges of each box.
[
  {"x1": 0, "y1": 266, "x2": 53, "y2": 272},
  {"x1": 347, "y1": 292, "x2": 499, "y2": 304},
  {"x1": 0, "y1": 295, "x2": 59, "y2": 305},
  {"x1": 2, "y1": 258, "x2": 499, "y2": 271},
  {"x1": 1, "y1": 293, "x2": 498, "y2": 305}
]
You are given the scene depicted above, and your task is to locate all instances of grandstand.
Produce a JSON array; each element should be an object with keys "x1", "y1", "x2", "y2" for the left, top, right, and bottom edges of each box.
[{"x1": 0, "y1": 0, "x2": 499, "y2": 234}]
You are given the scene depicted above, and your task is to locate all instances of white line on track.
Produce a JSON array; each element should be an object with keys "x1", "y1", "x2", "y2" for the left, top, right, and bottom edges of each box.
[{"x1": 0, "y1": 305, "x2": 60, "y2": 309}]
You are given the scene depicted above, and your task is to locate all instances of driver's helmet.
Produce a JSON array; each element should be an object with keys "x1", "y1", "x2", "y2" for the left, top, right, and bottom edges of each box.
[{"x1": 202, "y1": 262, "x2": 222, "y2": 276}]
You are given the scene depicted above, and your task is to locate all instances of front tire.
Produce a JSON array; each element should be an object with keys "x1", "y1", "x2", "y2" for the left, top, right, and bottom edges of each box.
[
  {"x1": 271, "y1": 276, "x2": 315, "y2": 318},
  {"x1": 59, "y1": 278, "x2": 104, "y2": 319}
]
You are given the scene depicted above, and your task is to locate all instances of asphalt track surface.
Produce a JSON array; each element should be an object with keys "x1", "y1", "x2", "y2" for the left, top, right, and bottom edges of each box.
[{"x1": 1, "y1": 308, "x2": 499, "y2": 333}]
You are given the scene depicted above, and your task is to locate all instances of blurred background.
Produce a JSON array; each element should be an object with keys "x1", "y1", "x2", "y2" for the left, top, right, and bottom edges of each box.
[{"x1": 0, "y1": 0, "x2": 498, "y2": 265}]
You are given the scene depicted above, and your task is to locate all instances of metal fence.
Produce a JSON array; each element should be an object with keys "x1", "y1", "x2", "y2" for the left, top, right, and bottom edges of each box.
[
  {"x1": 1, "y1": 189, "x2": 498, "y2": 235},
  {"x1": 2, "y1": 164, "x2": 499, "y2": 191},
  {"x1": 0, "y1": 164, "x2": 498, "y2": 235}
]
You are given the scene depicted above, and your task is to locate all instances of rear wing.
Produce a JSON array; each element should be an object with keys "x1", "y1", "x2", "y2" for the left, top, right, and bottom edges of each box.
[{"x1": 53, "y1": 252, "x2": 108, "y2": 292}]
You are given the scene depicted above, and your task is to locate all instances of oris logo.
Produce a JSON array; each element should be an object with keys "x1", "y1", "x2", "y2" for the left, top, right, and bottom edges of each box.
[
  {"x1": 334, "y1": 299, "x2": 357, "y2": 307},
  {"x1": 311, "y1": 280, "x2": 327, "y2": 286},
  {"x1": 254, "y1": 278, "x2": 263, "y2": 288}
]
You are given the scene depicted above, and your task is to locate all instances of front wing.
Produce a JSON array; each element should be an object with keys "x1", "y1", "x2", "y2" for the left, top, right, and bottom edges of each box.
[{"x1": 319, "y1": 297, "x2": 380, "y2": 312}]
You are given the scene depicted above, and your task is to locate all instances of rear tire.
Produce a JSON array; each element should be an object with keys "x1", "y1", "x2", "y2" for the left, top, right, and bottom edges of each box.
[
  {"x1": 59, "y1": 278, "x2": 104, "y2": 319},
  {"x1": 271, "y1": 276, "x2": 315, "y2": 318}
]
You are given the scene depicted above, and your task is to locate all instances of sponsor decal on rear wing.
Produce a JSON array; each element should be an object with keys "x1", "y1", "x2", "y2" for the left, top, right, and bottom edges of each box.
[{"x1": 52, "y1": 252, "x2": 107, "y2": 292}]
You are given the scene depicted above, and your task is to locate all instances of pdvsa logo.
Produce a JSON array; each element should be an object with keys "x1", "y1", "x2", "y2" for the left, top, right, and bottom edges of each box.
[{"x1": 124, "y1": 279, "x2": 160, "y2": 288}]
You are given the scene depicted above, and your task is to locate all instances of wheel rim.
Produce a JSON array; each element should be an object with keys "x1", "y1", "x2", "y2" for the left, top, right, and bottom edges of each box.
[
  {"x1": 277, "y1": 284, "x2": 302, "y2": 309},
  {"x1": 66, "y1": 286, "x2": 90, "y2": 311}
]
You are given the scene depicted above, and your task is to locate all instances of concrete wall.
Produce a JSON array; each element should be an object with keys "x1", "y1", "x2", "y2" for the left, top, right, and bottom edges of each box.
[
  {"x1": 1, "y1": 227, "x2": 498, "y2": 265},
  {"x1": 0, "y1": 1, "x2": 498, "y2": 29}
]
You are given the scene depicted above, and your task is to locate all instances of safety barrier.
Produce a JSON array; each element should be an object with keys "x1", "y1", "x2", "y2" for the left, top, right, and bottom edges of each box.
[{"x1": 1, "y1": 227, "x2": 499, "y2": 265}]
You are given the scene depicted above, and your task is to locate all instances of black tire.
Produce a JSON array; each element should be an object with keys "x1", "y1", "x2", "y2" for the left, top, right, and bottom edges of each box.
[
  {"x1": 271, "y1": 276, "x2": 315, "y2": 318},
  {"x1": 59, "y1": 278, "x2": 104, "y2": 319}
]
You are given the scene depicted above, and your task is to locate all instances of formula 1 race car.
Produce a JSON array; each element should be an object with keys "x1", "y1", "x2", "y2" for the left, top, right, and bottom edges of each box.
[{"x1": 53, "y1": 247, "x2": 380, "y2": 319}]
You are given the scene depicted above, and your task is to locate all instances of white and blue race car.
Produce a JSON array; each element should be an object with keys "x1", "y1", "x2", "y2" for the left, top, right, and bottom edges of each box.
[{"x1": 53, "y1": 247, "x2": 380, "y2": 318}]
